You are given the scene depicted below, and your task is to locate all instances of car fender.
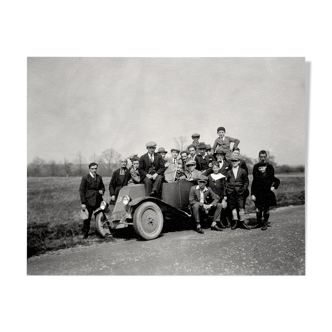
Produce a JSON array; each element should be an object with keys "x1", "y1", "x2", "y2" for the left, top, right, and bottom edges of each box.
[{"x1": 129, "y1": 196, "x2": 191, "y2": 218}]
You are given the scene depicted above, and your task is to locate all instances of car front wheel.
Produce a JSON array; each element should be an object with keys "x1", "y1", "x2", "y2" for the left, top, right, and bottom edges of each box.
[{"x1": 133, "y1": 202, "x2": 164, "y2": 240}]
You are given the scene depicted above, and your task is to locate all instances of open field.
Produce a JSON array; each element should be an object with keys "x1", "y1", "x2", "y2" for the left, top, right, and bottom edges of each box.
[{"x1": 27, "y1": 174, "x2": 305, "y2": 257}]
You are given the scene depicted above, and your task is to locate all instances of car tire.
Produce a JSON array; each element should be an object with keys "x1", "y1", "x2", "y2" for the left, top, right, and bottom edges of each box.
[
  {"x1": 95, "y1": 213, "x2": 110, "y2": 237},
  {"x1": 133, "y1": 202, "x2": 164, "y2": 240}
]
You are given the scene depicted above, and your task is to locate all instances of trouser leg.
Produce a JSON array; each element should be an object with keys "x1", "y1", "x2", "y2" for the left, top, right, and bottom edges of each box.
[
  {"x1": 256, "y1": 207, "x2": 263, "y2": 226},
  {"x1": 263, "y1": 206, "x2": 270, "y2": 226},
  {"x1": 82, "y1": 205, "x2": 94, "y2": 236},
  {"x1": 152, "y1": 175, "x2": 163, "y2": 194},
  {"x1": 142, "y1": 177, "x2": 153, "y2": 196},
  {"x1": 192, "y1": 203, "x2": 203, "y2": 228},
  {"x1": 211, "y1": 203, "x2": 222, "y2": 227}
]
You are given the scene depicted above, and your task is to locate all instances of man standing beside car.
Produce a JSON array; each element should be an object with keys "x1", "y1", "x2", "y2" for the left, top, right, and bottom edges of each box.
[
  {"x1": 139, "y1": 141, "x2": 165, "y2": 197},
  {"x1": 79, "y1": 162, "x2": 105, "y2": 239},
  {"x1": 109, "y1": 159, "x2": 131, "y2": 203}
]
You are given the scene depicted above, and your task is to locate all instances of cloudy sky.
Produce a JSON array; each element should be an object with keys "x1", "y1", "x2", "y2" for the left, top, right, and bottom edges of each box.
[{"x1": 27, "y1": 57, "x2": 305, "y2": 165}]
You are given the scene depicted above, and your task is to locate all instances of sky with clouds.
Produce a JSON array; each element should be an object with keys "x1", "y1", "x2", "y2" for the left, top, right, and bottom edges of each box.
[{"x1": 27, "y1": 57, "x2": 305, "y2": 165}]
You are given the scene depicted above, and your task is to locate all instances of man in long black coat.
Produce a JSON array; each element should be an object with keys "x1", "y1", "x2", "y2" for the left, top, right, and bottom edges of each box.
[
  {"x1": 79, "y1": 162, "x2": 105, "y2": 238},
  {"x1": 251, "y1": 150, "x2": 280, "y2": 230},
  {"x1": 138, "y1": 141, "x2": 165, "y2": 196},
  {"x1": 109, "y1": 159, "x2": 131, "y2": 203}
]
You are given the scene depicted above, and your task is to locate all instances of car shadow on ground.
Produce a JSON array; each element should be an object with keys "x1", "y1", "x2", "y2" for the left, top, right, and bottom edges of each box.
[{"x1": 109, "y1": 215, "x2": 260, "y2": 241}]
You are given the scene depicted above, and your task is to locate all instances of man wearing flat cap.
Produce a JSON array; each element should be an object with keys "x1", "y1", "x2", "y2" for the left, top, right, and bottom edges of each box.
[
  {"x1": 138, "y1": 141, "x2": 165, "y2": 197},
  {"x1": 183, "y1": 159, "x2": 202, "y2": 181},
  {"x1": 186, "y1": 133, "x2": 200, "y2": 151},
  {"x1": 226, "y1": 153, "x2": 250, "y2": 230},
  {"x1": 164, "y1": 148, "x2": 183, "y2": 182},
  {"x1": 157, "y1": 147, "x2": 168, "y2": 161},
  {"x1": 205, "y1": 144, "x2": 215, "y2": 169},
  {"x1": 189, "y1": 175, "x2": 223, "y2": 233},
  {"x1": 211, "y1": 126, "x2": 240, "y2": 159},
  {"x1": 196, "y1": 142, "x2": 209, "y2": 171}
]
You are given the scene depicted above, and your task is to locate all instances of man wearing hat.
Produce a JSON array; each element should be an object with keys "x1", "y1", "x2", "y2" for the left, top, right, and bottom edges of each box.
[
  {"x1": 189, "y1": 175, "x2": 224, "y2": 233},
  {"x1": 226, "y1": 153, "x2": 250, "y2": 230},
  {"x1": 204, "y1": 147, "x2": 230, "y2": 176},
  {"x1": 205, "y1": 144, "x2": 215, "y2": 169},
  {"x1": 157, "y1": 147, "x2": 168, "y2": 161},
  {"x1": 183, "y1": 159, "x2": 202, "y2": 181},
  {"x1": 211, "y1": 127, "x2": 240, "y2": 159},
  {"x1": 187, "y1": 133, "x2": 200, "y2": 150},
  {"x1": 196, "y1": 142, "x2": 209, "y2": 171},
  {"x1": 164, "y1": 147, "x2": 183, "y2": 182},
  {"x1": 138, "y1": 141, "x2": 165, "y2": 197}
]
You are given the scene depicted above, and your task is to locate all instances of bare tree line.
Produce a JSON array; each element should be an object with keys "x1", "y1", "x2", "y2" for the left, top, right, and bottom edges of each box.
[
  {"x1": 27, "y1": 148, "x2": 122, "y2": 177},
  {"x1": 27, "y1": 139, "x2": 304, "y2": 177}
]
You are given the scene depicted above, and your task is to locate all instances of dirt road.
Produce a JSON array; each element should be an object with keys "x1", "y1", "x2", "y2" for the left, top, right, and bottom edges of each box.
[{"x1": 27, "y1": 205, "x2": 305, "y2": 275}]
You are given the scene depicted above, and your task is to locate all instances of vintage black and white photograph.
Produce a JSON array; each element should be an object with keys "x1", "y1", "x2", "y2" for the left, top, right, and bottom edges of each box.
[{"x1": 27, "y1": 57, "x2": 305, "y2": 275}]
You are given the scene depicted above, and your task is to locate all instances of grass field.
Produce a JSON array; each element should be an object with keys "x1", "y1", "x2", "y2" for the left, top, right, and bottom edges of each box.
[{"x1": 27, "y1": 175, "x2": 305, "y2": 257}]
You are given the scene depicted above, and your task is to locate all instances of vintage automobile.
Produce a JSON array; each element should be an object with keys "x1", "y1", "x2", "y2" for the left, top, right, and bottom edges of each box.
[{"x1": 94, "y1": 180, "x2": 195, "y2": 240}]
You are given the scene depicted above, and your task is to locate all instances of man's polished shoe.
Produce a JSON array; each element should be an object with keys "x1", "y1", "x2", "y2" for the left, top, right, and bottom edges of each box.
[
  {"x1": 211, "y1": 225, "x2": 223, "y2": 231},
  {"x1": 261, "y1": 223, "x2": 267, "y2": 230},
  {"x1": 149, "y1": 190, "x2": 157, "y2": 197},
  {"x1": 231, "y1": 220, "x2": 238, "y2": 230},
  {"x1": 196, "y1": 227, "x2": 204, "y2": 234}
]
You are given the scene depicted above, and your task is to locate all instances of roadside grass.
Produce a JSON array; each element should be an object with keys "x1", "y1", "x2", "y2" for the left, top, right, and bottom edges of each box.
[{"x1": 27, "y1": 175, "x2": 304, "y2": 258}]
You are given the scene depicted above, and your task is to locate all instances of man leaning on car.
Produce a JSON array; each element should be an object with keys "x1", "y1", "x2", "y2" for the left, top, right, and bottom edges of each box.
[{"x1": 79, "y1": 162, "x2": 105, "y2": 239}]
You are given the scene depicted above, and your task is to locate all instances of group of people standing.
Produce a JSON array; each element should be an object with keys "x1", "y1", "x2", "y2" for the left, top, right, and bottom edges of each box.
[{"x1": 79, "y1": 126, "x2": 280, "y2": 238}]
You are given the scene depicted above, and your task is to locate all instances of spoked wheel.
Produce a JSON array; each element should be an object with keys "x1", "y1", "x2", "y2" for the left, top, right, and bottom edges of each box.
[
  {"x1": 133, "y1": 202, "x2": 164, "y2": 240},
  {"x1": 95, "y1": 213, "x2": 111, "y2": 237}
]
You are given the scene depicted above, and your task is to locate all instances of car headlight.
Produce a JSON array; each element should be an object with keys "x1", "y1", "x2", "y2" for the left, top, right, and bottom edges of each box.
[
  {"x1": 122, "y1": 195, "x2": 131, "y2": 205},
  {"x1": 100, "y1": 201, "x2": 109, "y2": 210}
]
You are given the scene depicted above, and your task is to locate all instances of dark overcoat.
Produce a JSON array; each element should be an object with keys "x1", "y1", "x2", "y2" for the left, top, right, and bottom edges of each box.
[
  {"x1": 251, "y1": 163, "x2": 280, "y2": 206},
  {"x1": 79, "y1": 173, "x2": 105, "y2": 207},
  {"x1": 109, "y1": 168, "x2": 131, "y2": 196}
]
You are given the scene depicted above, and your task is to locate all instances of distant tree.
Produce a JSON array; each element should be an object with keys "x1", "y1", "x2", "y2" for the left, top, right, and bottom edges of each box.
[
  {"x1": 48, "y1": 160, "x2": 59, "y2": 177},
  {"x1": 101, "y1": 148, "x2": 121, "y2": 175},
  {"x1": 173, "y1": 136, "x2": 188, "y2": 152},
  {"x1": 29, "y1": 157, "x2": 45, "y2": 177},
  {"x1": 63, "y1": 158, "x2": 72, "y2": 177},
  {"x1": 75, "y1": 151, "x2": 85, "y2": 176}
]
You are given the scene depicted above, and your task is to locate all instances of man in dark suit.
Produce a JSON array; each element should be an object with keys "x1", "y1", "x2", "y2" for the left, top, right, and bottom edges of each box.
[
  {"x1": 226, "y1": 153, "x2": 250, "y2": 230},
  {"x1": 196, "y1": 142, "x2": 209, "y2": 171},
  {"x1": 189, "y1": 175, "x2": 223, "y2": 234},
  {"x1": 204, "y1": 147, "x2": 230, "y2": 176},
  {"x1": 231, "y1": 147, "x2": 248, "y2": 174},
  {"x1": 109, "y1": 159, "x2": 131, "y2": 203},
  {"x1": 79, "y1": 162, "x2": 105, "y2": 238},
  {"x1": 187, "y1": 144, "x2": 202, "y2": 171},
  {"x1": 186, "y1": 133, "x2": 200, "y2": 151},
  {"x1": 138, "y1": 141, "x2": 165, "y2": 196}
]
